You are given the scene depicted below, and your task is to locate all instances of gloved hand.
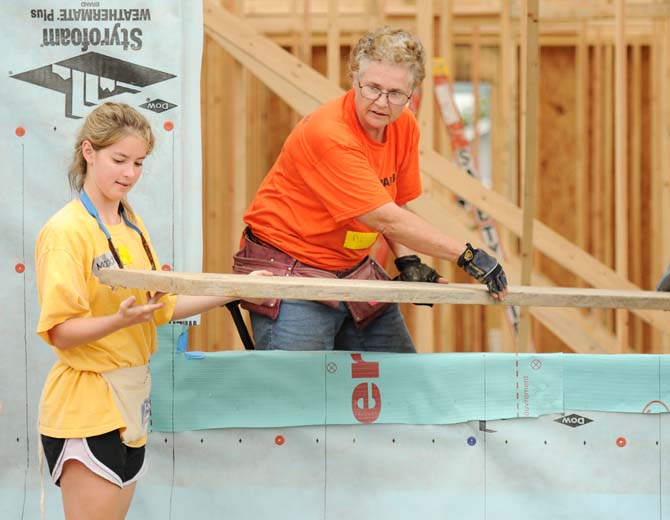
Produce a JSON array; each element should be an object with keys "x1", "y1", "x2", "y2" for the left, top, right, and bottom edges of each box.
[
  {"x1": 457, "y1": 243, "x2": 508, "y2": 296},
  {"x1": 394, "y1": 255, "x2": 442, "y2": 307}
]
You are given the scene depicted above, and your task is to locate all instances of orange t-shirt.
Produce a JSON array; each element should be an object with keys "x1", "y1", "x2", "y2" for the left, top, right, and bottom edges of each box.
[{"x1": 244, "y1": 89, "x2": 422, "y2": 271}]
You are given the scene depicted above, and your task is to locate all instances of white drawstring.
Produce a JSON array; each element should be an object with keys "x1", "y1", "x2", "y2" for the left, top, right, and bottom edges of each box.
[{"x1": 38, "y1": 431, "x2": 46, "y2": 520}]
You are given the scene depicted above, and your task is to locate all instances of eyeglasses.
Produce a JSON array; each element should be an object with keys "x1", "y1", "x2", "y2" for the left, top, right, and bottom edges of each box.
[{"x1": 357, "y1": 81, "x2": 412, "y2": 106}]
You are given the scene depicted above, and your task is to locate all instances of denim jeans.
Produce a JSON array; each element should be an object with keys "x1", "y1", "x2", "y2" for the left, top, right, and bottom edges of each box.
[{"x1": 250, "y1": 300, "x2": 416, "y2": 353}]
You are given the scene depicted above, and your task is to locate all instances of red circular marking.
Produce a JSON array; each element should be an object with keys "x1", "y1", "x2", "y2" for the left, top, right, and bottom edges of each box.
[
  {"x1": 16, "y1": 127, "x2": 26, "y2": 137},
  {"x1": 275, "y1": 435, "x2": 285, "y2": 446},
  {"x1": 15, "y1": 263, "x2": 25, "y2": 273},
  {"x1": 642, "y1": 400, "x2": 670, "y2": 413},
  {"x1": 163, "y1": 121, "x2": 174, "y2": 131},
  {"x1": 161, "y1": 264, "x2": 172, "y2": 271},
  {"x1": 616, "y1": 437, "x2": 627, "y2": 447}
]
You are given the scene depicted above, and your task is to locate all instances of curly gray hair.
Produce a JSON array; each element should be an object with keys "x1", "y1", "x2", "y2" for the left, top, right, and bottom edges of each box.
[{"x1": 349, "y1": 26, "x2": 426, "y2": 90}]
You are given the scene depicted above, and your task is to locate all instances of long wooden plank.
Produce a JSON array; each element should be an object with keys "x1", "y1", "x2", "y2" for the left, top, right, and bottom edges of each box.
[{"x1": 98, "y1": 269, "x2": 670, "y2": 311}]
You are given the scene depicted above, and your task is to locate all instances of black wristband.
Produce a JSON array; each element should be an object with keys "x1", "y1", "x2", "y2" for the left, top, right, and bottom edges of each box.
[{"x1": 457, "y1": 243, "x2": 476, "y2": 268}]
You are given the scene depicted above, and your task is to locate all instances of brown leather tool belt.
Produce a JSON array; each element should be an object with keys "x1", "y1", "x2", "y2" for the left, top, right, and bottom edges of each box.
[{"x1": 232, "y1": 227, "x2": 392, "y2": 329}]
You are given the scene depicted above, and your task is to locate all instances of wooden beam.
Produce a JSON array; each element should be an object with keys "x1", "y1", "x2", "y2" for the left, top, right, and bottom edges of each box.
[
  {"x1": 326, "y1": 0, "x2": 340, "y2": 84},
  {"x1": 614, "y1": 0, "x2": 629, "y2": 351},
  {"x1": 499, "y1": 0, "x2": 518, "y2": 205},
  {"x1": 592, "y1": 33, "x2": 603, "y2": 293},
  {"x1": 511, "y1": 1, "x2": 670, "y2": 21},
  {"x1": 630, "y1": 43, "x2": 642, "y2": 351},
  {"x1": 417, "y1": 0, "x2": 435, "y2": 147},
  {"x1": 471, "y1": 24, "x2": 481, "y2": 165},
  {"x1": 436, "y1": 0, "x2": 455, "y2": 353},
  {"x1": 575, "y1": 21, "x2": 588, "y2": 252},
  {"x1": 661, "y1": 18, "x2": 670, "y2": 353},
  {"x1": 440, "y1": 0, "x2": 455, "y2": 76},
  {"x1": 518, "y1": 0, "x2": 540, "y2": 352},
  {"x1": 203, "y1": 0, "x2": 341, "y2": 116},
  {"x1": 651, "y1": 17, "x2": 664, "y2": 352},
  {"x1": 368, "y1": 0, "x2": 384, "y2": 29},
  {"x1": 99, "y1": 269, "x2": 670, "y2": 311}
]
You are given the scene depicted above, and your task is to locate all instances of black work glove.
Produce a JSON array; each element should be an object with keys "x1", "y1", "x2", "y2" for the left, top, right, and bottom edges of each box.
[
  {"x1": 457, "y1": 243, "x2": 508, "y2": 296},
  {"x1": 394, "y1": 255, "x2": 442, "y2": 307}
]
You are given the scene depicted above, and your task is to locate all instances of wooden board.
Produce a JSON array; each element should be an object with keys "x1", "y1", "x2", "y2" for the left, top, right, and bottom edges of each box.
[{"x1": 98, "y1": 269, "x2": 670, "y2": 311}]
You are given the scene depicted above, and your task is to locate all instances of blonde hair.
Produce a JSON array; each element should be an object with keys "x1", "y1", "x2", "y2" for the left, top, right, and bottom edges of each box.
[
  {"x1": 349, "y1": 26, "x2": 426, "y2": 90},
  {"x1": 69, "y1": 102, "x2": 154, "y2": 220}
]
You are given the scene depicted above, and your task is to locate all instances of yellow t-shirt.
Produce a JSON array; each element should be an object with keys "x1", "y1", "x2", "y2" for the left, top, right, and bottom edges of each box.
[{"x1": 35, "y1": 199, "x2": 177, "y2": 447}]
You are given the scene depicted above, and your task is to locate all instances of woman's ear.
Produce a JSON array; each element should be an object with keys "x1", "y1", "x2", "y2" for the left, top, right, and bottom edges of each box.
[{"x1": 81, "y1": 140, "x2": 94, "y2": 164}]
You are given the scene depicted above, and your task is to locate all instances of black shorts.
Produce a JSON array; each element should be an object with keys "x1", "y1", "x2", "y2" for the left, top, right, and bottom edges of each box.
[{"x1": 41, "y1": 430, "x2": 146, "y2": 487}]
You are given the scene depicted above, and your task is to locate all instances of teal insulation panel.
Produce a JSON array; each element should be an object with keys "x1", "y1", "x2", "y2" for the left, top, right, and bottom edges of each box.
[
  {"x1": 4, "y1": 326, "x2": 670, "y2": 519},
  {"x1": 150, "y1": 327, "x2": 668, "y2": 431}
]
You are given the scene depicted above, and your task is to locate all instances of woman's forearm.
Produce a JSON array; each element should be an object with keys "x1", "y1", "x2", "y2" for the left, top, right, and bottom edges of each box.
[{"x1": 358, "y1": 202, "x2": 465, "y2": 262}]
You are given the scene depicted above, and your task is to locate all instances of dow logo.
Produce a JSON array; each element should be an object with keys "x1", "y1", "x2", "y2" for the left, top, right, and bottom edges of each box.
[
  {"x1": 554, "y1": 413, "x2": 593, "y2": 428},
  {"x1": 140, "y1": 98, "x2": 177, "y2": 114},
  {"x1": 11, "y1": 51, "x2": 177, "y2": 118}
]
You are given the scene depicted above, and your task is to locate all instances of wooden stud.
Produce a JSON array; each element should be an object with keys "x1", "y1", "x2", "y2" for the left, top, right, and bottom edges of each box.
[
  {"x1": 630, "y1": 43, "x2": 642, "y2": 352},
  {"x1": 517, "y1": 0, "x2": 540, "y2": 353},
  {"x1": 615, "y1": 0, "x2": 629, "y2": 352},
  {"x1": 471, "y1": 24, "x2": 481, "y2": 167},
  {"x1": 603, "y1": 44, "x2": 614, "y2": 279},
  {"x1": 575, "y1": 22, "x2": 588, "y2": 254},
  {"x1": 411, "y1": 0, "x2": 436, "y2": 353},
  {"x1": 326, "y1": 0, "x2": 340, "y2": 85},
  {"x1": 417, "y1": 0, "x2": 435, "y2": 147},
  {"x1": 498, "y1": 0, "x2": 518, "y2": 353},
  {"x1": 499, "y1": 0, "x2": 518, "y2": 206},
  {"x1": 650, "y1": 17, "x2": 663, "y2": 353},
  {"x1": 440, "y1": 0, "x2": 455, "y2": 79},
  {"x1": 661, "y1": 17, "x2": 670, "y2": 353},
  {"x1": 591, "y1": 31, "x2": 603, "y2": 298},
  {"x1": 435, "y1": 0, "x2": 455, "y2": 352}
]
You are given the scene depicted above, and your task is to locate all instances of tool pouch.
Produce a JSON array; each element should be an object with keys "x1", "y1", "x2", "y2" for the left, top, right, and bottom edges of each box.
[{"x1": 232, "y1": 228, "x2": 393, "y2": 329}]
